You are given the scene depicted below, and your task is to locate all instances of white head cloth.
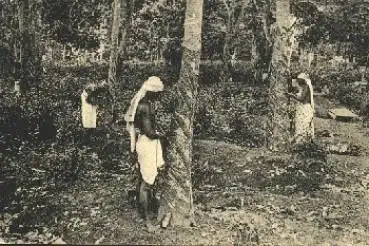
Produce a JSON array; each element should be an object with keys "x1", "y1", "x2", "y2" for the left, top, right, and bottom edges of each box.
[
  {"x1": 124, "y1": 76, "x2": 164, "y2": 153},
  {"x1": 297, "y1": 73, "x2": 314, "y2": 112}
]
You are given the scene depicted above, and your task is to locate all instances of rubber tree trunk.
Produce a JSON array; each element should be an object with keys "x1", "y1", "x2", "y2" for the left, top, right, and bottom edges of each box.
[
  {"x1": 251, "y1": 3, "x2": 273, "y2": 84},
  {"x1": 267, "y1": 0, "x2": 295, "y2": 151},
  {"x1": 160, "y1": 0, "x2": 204, "y2": 227},
  {"x1": 18, "y1": 0, "x2": 40, "y2": 91},
  {"x1": 108, "y1": 0, "x2": 122, "y2": 119},
  {"x1": 117, "y1": 0, "x2": 129, "y2": 80},
  {"x1": 251, "y1": 23, "x2": 262, "y2": 83},
  {"x1": 250, "y1": 1, "x2": 262, "y2": 83},
  {"x1": 30, "y1": 0, "x2": 42, "y2": 83},
  {"x1": 98, "y1": 3, "x2": 110, "y2": 61},
  {"x1": 18, "y1": 0, "x2": 26, "y2": 87},
  {"x1": 222, "y1": 13, "x2": 232, "y2": 82}
]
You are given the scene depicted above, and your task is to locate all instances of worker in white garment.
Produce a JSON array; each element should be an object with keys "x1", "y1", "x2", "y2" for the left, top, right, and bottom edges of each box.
[
  {"x1": 287, "y1": 73, "x2": 315, "y2": 144},
  {"x1": 81, "y1": 83, "x2": 98, "y2": 129},
  {"x1": 124, "y1": 76, "x2": 165, "y2": 230}
]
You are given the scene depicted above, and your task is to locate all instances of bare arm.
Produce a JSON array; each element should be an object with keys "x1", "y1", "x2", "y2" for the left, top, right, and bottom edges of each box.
[
  {"x1": 137, "y1": 103, "x2": 161, "y2": 139},
  {"x1": 286, "y1": 92, "x2": 303, "y2": 103}
]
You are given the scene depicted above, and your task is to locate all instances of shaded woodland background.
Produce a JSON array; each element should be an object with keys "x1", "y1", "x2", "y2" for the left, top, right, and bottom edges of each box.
[{"x1": 1, "y1": 0, "x2": 368, "y2": 147}]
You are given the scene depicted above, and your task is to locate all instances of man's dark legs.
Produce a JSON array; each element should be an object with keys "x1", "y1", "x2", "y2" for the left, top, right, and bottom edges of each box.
[
  {"x1": 138, "y1": 178, "x2": 149, "y2": 219},
  {"x1": 138, "y1": 179, "x2": 158, "y2": 230},
  {"x1": 81, "y1": 128, "x2": 95, "y2": 146}
]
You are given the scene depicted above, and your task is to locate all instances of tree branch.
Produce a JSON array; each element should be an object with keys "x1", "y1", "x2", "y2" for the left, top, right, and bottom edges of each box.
[{"x1": 221, "y1": 0, "x2": 231, "y2": 15}]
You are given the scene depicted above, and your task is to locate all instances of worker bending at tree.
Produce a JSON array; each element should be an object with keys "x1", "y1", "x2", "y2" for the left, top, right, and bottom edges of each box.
[
  {"x1": 288, "y1": 72, "x2": 315, "y2": 144},
  {"x1": 124, "y1": 76, "x2": 165, "y2": 230}
]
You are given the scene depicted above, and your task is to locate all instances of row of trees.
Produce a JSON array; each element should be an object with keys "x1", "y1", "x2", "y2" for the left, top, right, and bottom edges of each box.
[
  {"x1": 160, "y1": 0, "x2": 298, "y2": 225},
  {"x1": 162, "y1": 0, "x2": 369, "y2": 226},
  {"x1": 2, "y1": 0, "x2": 369, "y2": 84},
  {"x1": 1, "y1": 0, "x2": 298, "y2": 226},
  {"x1": 1, "y1": 0, "x2": 368, "y2": 226}
]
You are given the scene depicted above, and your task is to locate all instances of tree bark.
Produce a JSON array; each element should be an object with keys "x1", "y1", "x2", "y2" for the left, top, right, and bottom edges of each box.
[
  {"x1": 117, "y1": 0, "x2": 129, "y2": 79},
  {"x1": 267, "y1": 0, "x2": 296, "y2": 151},
  {"x1": 222, "y1": 12, "x2": 233, "y2": 82},
  {"x1": 30, "y1": 0, "x2": 42, "y2": 82},
  {"x1": 251, "y1": 2, "x2": 273, "y2": 84},
  {"x1": 18, "y1": 0, "x2": 25, "y2": 75},
  {"x1": 98, "y1": 3, "x2": 110, "y2": 61},
  {"x1": 118, "y1": 0, "x2": 129, "y2": 59},
  {"x1": 108, "y1": 0, "x2": 122, "y2": 118},
  {"x1": 251, "y1": 21, "x2": 262, "y2": 83},
  {"x1": 160, "y1": 0, "x2": 204, "y2": 227},
  {"x1": 18, "y1": 0, "x2": 40, "y2": 90}
]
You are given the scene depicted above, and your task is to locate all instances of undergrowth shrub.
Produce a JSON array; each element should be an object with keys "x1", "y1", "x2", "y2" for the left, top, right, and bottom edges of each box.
[
  {"x1": 194, "y1": 84, "x2": 269, "y2": 147},
  {"x1": 310, "y1": 67, "x2": 369, "y2": 115},
  {"x1": 15, "y1": 145, "x2": 90, "y2": 190},
  {"x1": 1, "y1": 67, "x2": 130, "y2": 188},
  {"x1": 231, "y1": 60, "x2": 254, "y2": 83},
  {"x1": 286, "y1": 142, "x2": 328, "y2": 191}
]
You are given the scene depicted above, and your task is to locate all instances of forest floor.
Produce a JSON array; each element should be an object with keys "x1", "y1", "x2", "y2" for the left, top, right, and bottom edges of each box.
[{"x1": 1, "y1": 110, "x2": 369, "y2": 244}]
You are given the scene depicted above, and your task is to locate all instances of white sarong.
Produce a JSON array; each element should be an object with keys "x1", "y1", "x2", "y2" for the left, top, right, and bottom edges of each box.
[
  {"x1": 294, "y1": 103, "x2": 314, "y2": 143},
  {"x1": 136, "y1": 134, "x2": 165, "y2": 185},
  {"x1": 81, "y1": 90, "x2": 97, "y2": 128}
]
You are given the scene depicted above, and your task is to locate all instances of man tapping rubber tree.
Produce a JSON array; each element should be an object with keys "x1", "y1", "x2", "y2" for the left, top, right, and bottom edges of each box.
[
  {"x1": 287, "y1": 72, "x2": 315, "y2": 144},
  {"x1": 124, "y1": 76, "x2": 166, "y2": 231}
]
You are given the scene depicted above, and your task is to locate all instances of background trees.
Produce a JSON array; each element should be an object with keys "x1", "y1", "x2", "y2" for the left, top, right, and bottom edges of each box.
[
  {"x1": 1, "y1": 0, "x2": 368, "y2": 83},
  {"x1": 18, "y1": 0, "x2": 42, "y2": 91},
  {"x1": 0, "y1": 0, "x2": 369, "y2": 243}
]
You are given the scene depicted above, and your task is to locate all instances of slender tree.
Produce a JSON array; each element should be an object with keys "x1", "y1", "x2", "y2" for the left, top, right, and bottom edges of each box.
[
  {"x1": 159, "y1": 0, "x2": 204, "y2": 227},
  {"x1": 108, "y1": 0, "x2": 130, "y2": 118},
  {"x1": 97, "y1": 3, "x2": 110, "y2": 61},
  {"x1": 118, "y1": 0, "x2": 129, "y2": 59},
  {"x1": 250, "y1": 0, "x2": 273, "y2": 83},
  {"x1": 117, "y1": 0, "x2": 130, "y2": 77},
  {"x1": 221, "y1": 0, "x2": 248, "y2": 82},
  {"x1": 108, "y1": 0, "x2": 122, "y2": 117},
  {"x1": 221, "y1": 0, "x2": 235, "y2": 81},
  {"x1": 18, "y1": 0, "x2": 40, "y2": 90},
  {"x1": 18, "y1": 0, "x2": 26, "y2": 86},
  {"x1": 30, "y1": 0, "x2": 42, "y2": 83},
  {"x1": 267, "y1": 0, "x2": 297, "y2": 151}
]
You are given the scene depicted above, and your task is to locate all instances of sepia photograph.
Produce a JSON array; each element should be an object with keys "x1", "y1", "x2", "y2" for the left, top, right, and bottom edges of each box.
[{"x1": 0, "y1": 0, "x2": 369, "y2": 244}]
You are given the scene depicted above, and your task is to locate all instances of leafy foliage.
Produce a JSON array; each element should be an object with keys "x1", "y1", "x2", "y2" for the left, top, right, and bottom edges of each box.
[
  {"x1": 311, "y1": 67, "x2": 369, "y2": 115},
  {"x1": 42, "y1": 0, "x2": 111, "y2": 49},
  {"x1": 194, "y1": 83, "x2": 269, "y2": 147}
]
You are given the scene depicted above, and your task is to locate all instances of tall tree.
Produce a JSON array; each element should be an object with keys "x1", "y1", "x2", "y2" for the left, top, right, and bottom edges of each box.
[
  {"x1": 18, "y1": 0, "x2": 26, "y2": 85},
  {"x1": 221, "y1": 0, "x2": 236, "y2": 81},
  {"x1": 250, "y1": 0, "x2": 273, "y2": 83},
  {"x1": 18, "y1": 0, "x2": 40, "y2": 91},
  {"x1": 97, "y1": 3, "x2": 111, "y2": 61},
  {"x1": 117, "y1": 0, "x2": 130, "y2": 78},
  {"x1": 108, "y1": 0, "x2": 129, "y2": 118},
  {"x1": 159, "y1": 0, "x2": 204, "y2": 227},
  {"x1": 30, "y1": 0, "x2": 42, "y2": 83},
  {"x1": 108, "y1": 0, "x2": 121, "y2": 111},
  {"x1": 267, "y1": 0, "x2": 297, "y2": 151},
  {"x1": 220, "y1": 0, "x2": 248, "y2": 82},
  {"x1": 118, "y1": 0, "x2": 129, "y2": 60}
]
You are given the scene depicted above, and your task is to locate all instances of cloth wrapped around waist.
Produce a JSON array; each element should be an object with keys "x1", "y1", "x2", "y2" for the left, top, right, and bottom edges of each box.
[
  {"x1": 81, "y1": 91, "x2": 97, "y2": 128},
  {"x1": 295, "y1": 103, "x2": 314, "y2": 140},
  {"x1": 136, "y1": 134, "x2": 165, "y2": 185}
]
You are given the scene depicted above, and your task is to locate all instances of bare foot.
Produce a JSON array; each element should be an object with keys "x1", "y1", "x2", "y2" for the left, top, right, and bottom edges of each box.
[
  {"x1": 161, "y1": 212, "x2": 171, "y2": 228},
  {"x1": 146, "y1": 221, "x2": 159, "y2": 233}
]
